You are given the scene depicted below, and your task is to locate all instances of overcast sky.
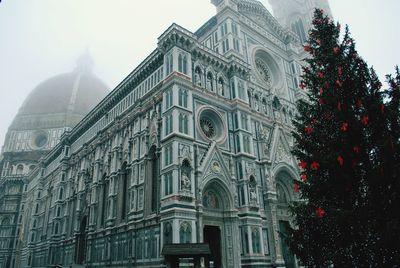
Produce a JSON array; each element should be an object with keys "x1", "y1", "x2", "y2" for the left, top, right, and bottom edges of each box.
[{"x1": 0, "y1": 0, "x2": 399, "y2": 146}]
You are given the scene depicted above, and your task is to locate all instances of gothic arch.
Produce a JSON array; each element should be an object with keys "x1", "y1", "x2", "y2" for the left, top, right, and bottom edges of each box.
[
  {"x1": 272, "y1": 165, "x2": 298, "y2": 203},
  {"x1": 201, "y1": 178, "x2": 234, "y2": 211}
]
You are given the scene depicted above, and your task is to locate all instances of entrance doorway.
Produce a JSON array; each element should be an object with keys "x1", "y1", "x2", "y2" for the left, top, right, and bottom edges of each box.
[
  {"x1": 203, "y1": 225, "x2": 221, "y2": 268},
  {"x1": 279, "y1": 221, "x2": 295, "y2": 268}
]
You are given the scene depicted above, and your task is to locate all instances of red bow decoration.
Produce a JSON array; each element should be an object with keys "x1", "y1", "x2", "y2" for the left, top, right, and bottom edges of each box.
[
  {"x1": 304, "y1": 126, "x2": 314, "y2": 134},
  {"x1": 304, "y1": 45, "x2": 312, "y2": 52},
  {"x1": 299, "y1": 160, "x2": 308, "y2": 170},
  {"x1": 337, "y1": 155, "x2": 344, "y2": 166},
  {"x1": 316, "y1": 207, "x2": 326, "y2": 218},
  {"x1": 361, "y1": 115, "x2": 369, "y2": 126},
  {"x1": 340, "y1": 122, "x2": 349, "y2": 132},
  {"x1": 293, "y1": 183, "x2": 300, "y2": 193},
  {"x1": 311, "y1": 161, "x2": 320, "y2": 170},
  {"x1": 301, "y1": 174, "x2": 307, "y2": 182}
]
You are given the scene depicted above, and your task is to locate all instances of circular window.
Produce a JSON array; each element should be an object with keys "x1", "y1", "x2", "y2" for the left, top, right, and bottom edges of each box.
[
  {"x1": 31, "y1": 131, "x2": 48, "y2": 149},
  {"x1": 200, "y1": 117, "x2": 216, "y2": 138},
  {"x1": 252, "y1": 49, "x2": 283, "y2": 90},
  {"x1": 255, "y1": 58, "x2": 272, "y2": 86},
  {"x1": 197, "y1": 107, "x2": 226, "y2": 143}
]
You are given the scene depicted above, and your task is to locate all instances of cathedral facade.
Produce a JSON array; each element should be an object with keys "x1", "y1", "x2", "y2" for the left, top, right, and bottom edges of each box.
[{"x1": 0, "y1": 0, "x2": 332, "y2": 267}]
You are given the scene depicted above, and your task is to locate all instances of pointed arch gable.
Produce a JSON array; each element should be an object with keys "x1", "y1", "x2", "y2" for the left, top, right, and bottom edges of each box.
[{"x1": 269, "y1": 127, "x2": 296, "y2": 167}]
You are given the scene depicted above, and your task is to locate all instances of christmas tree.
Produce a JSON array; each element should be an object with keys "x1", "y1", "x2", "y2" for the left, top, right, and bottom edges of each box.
[{"x1": 289, "y1": 9, "x2": 400, "y2": 267}]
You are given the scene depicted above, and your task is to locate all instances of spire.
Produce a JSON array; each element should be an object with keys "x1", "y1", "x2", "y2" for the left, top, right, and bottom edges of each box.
[{"x1": 75, "y1": 48, "x2": 94, "y2": 73}]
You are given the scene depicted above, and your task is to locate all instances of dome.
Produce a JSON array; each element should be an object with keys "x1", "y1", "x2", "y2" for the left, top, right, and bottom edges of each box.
[
  {"x1": 19, "y1": 72, "x2": 108, "y2": 116},
  {"x1": 10, "y1": 56, "x2": 109, "y2": 131}
]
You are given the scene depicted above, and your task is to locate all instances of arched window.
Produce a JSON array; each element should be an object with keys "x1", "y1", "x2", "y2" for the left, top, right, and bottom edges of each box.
[
  {"x1": 179, "y1": 222, "x2": 192, "y2": 243},
  {"x1": 30, "y1": 232, "x2": 35, "y2": 243},
  {"x1": 29, "y1": 165, "x2": 36, "y2": 172},
  {"x1": 58, "y1": 187, "x2": 64, "y2": 200},
  {"x1": 178, "y1": 54, "x2": 188, "y2": 74},
  {"x1": 16, "y1": 164, "x2": 24, "y2": 175},
  {"x1": 35, "y1": 204, "x2": 39, "y2": 214},
  {"x1": 238, "y1": 80, "x2": 245, "y2": 100},
  {"x1": 54, "y1": 223, "x2": 59, "y2": 235},
  {"x1": 252, "y1": 228, "x2": 261, "y2": 254},
  {"x1": 56, "y1": 206, "x2": 61, "y2": 217},
  {"x1": 179, "y1": 88, "x2": 188, "y2": 108},
  {"x1": 179, "y1": 114, "x2": 189, "y2": 135},
  {"x1": 164, "y1": 222, "x2": 173, "y2": 244},
  {"x1": 166, "y1": 53, "x2": 174, "y2": 75},
  {"x1": 206, "y1": 72, "x2": 214, "y2": 91},
  {"x1": 32, "y1": 219, "x2": 37, "y2": 228}
]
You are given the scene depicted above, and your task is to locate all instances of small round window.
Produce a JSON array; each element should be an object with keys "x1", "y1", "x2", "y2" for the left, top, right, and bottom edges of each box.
[
  {"x1": 197, "y1": 107, "x2": 226, "y2": 143},
  {"x1": 32, "y1": 131, "x2": 48, "y2": 148}
]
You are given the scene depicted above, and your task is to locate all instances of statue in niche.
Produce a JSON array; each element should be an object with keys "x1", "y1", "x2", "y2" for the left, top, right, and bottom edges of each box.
[
  {"x1": 180, "y1": 171, "x2": 191, "y2": 191},
  {"x1": 180, "y1": 159, "x2": 191, "y2": 192},
  {"x1": 206, "y1": 73, "x2": 214, "y2": 92},
  {"x1": 249, "y1": 176, "x2": 258, "y2": 204},
  {"x1": 195, "y1": 72, "x2": 201, "y2": 87},
  {"x1": 218, "y1": 78, "x2": 225, "y2": 96}
]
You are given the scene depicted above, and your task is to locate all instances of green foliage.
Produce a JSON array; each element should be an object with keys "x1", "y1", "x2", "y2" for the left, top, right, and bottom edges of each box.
[{"x1": 289, "y1": 9, "x2": 400, "y2": 267}]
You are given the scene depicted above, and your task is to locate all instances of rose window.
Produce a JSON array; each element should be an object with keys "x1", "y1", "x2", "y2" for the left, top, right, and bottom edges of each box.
[
  {"x1": 197, "y1": 107, "x2": 226, "y2": 143},
  {"x1": 200, "y1": 118, "x2": 216, "y2": 138}
]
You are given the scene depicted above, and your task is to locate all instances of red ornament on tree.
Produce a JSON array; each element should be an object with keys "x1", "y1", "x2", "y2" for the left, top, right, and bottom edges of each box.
[
  {"x1": 337, "y1": 155, "x2": 344, "y2": 166},
  {"x1": 304, "y1": 44, "x2": 312, "y2": 52},
  {"x1": 304, "y1": 126, "x2": 314, "y2": 134},
  {"x1": 294, "y1": 183, "x2": 300, "y2": 193},
  {"x1": 319, "y1": 87, "x2": 324, "y2": 95},
  {"x1": 353, "y1": 146, "x2": 360, "y2": 154},
  {"x1": 333, "y1": 46, "x2": 340, "y2": 54},
  {"x1": 299, "y1": 82, "x2": 306, "y2": 90},
  {"x1": 380, "y1": 104, "x2": 385, "y2": 113},
  {"x1": 311, "y1": 161, "x2": 320, "y2": 170},
  {"x1": 318, "y1": 72, "x2": 325, "y2": 78},
  {"x1": 336, "y1": 80, "x2": 343, "y2": 87},
  {"x1": 361, "y1": 115, "x2": 369, "y2": 126},
  {"x1": 299, "y1": 160, "x2": 308, "y2": 170},
  {"x1": 301, "y1": 174, "x2": 307, "y2": 182},
  {"x1": 338, "y1": 67, "x2": 343, "y2": 76},
  {"x1": 340, "y1": 122, "x2": 349, "y2": 132},
  {"x1": 316, "y1": 207, "x2": 326, "y2": 218}
]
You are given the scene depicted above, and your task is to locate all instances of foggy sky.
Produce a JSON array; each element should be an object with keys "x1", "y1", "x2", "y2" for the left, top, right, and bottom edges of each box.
[{"x1": 0, "y1": 0, "x2": 399, "y2": 147}]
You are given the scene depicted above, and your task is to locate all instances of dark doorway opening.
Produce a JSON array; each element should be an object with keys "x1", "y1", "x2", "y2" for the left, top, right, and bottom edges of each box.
[
  {"x1": 279, "y1": 221, "x2": 295, "y2": 268},
  {"x1": 76, "y1": 216, "x2": 87, "y2": 264},
  {"x1": 203, "y1": 225, "x2": 221, "y2": 268}
]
